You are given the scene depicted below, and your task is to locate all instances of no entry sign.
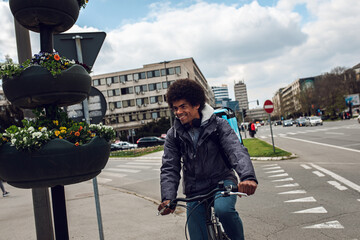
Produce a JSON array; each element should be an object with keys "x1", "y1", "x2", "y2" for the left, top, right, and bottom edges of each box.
[{"x1": 263, "y1": 100, "x2": 274, "y2": 114}]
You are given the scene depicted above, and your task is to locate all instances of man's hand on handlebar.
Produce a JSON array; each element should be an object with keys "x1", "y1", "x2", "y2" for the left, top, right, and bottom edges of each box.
[
  {"x1": 158, "y1": 200, "x2": 175, "y2": 215},
  {"x1": 238, "y1": 180, "x2": 257, "y2": 197}
]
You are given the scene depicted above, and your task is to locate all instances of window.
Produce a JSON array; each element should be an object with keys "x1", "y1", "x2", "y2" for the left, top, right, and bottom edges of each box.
[
  {"x1": 154, "y1": 70, "x2": 160, "y2": 77},
  {"x1": 148, "y1": 83, "x2": 162, "y2": 91},
  {"x1": 152, "y1": 112, "x2": 160, "y2": 119},
  {"x1": 147, "y1": 71, "x2": 153, "y2": 78},
  {"x1": 107, "y1": 89, "x2": 120, "y2": 97},
  {"x1": 133, "y1": 73, "x2": 139, "y2": 81},
  {"x1": 134, "y1": 85, "x2": 148, "y2": 93},
  {"x1": 100, "y1": 78, "x2": 106, "y2": 85},
  {"x1": 93, "y1": 79, "x2": 100, "y2": 86},
  {"x1": 127, "y1": 74, "x2": 133, "y2": 81},
  {"x1": 120, "y1": 75, "x2": 126, "y2": 83},
  {"x1": 150, "y1": 95, "x2": 163, "y2": 104},
  {"x1": 168, "y1": 67, "x2": 175, "y2": 75},
  {"x1": 136, "y1": 97, "x2": 149, "y2": 106},
  {"x1": 139, "y1": 72, "x2": 146, "y2": 79},
  {"x1": 115, "y1": 101, "x2": 122, "y2": 108},
  {"x1": 121, "y1": 87, "x2": 134, "y2": 95},
  {"x1": 175, "y1": 66, "x2": 181, "y2": 75},
  {"x1": 162, "y1": 81, "x2": 174, "y2": 89},
  {"x1": 122, "y1": 99, "x2": 135, "y2": 108}
]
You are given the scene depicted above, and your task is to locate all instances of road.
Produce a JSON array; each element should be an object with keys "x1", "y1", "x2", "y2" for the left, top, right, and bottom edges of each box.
[
  {"x1": 1, "y1": 119, "x2": 359, "y2": 239},
  {"x1": 99, "y1": 119, "x2": 360, "y2": 239}
]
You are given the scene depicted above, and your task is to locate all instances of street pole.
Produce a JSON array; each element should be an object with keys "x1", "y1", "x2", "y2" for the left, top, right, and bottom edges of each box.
[
  {"x1": 14, "y1": 18, "x2": 55, "y2": 240},
  {"x1": 162, "y1": 61, "x2": 173, "y2": 127},
  {"x1": 240, "y1": 107, "x2": 247, "y2": 138},
  {"x1": 269, "y1": 113, "x2": 275, "y2": 153},
  {"x1": 73, "y1": 35, "x2": 104, "y2": 240}
]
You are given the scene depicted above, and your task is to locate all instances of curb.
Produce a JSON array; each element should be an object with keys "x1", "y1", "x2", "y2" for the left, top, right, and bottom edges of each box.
[{"x1": 251, "y1": 153, "x2": 297, "y2": 161}]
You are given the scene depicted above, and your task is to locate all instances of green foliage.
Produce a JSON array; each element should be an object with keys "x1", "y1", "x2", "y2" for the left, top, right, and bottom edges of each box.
[
  {"x1": 243, "y1": 138, "x2": 292, "y2": 157},
  {"x1": 133, "y1": 117, "x2": 171, "y2": 140},
  {"x1": 110, "y1": 145, "x2": 164, "y2": 157}
]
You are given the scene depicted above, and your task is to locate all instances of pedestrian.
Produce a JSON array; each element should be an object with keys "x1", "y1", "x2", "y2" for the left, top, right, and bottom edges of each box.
[
  {"x1": 158, "y1": 79, "x2": 257, "y2": 240},
  {"x1": 248, "y1": 121, "x2": 256, "y2": 138},
  {"x1": 0, "y1": 180, "x2": 9, "y2": 197}
]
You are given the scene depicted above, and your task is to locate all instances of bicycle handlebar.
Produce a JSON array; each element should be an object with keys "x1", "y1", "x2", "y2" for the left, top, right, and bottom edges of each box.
[{"x1": 158, "y1": 182, "x2": 247, "y2": 215}]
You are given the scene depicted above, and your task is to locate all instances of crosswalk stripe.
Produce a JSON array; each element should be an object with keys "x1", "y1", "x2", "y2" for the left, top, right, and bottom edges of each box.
[
  {"x1": 327, "y1": 181, "x2": 348, "y2": 191},
  {"x1": 278, "y1": 190, "x2": 306, "y2": 194},
  {"x1": 269, "y1": 173, "x2": 289, "y2": 178},
  {"x1": 126, "y1": 162, "x2": 161, "y2": 166},
  {"x1": 272, "y1": 177, "x2": 294, "y2": 182},
  {"x1": 285, "y1": 197, "x2": 317, "y2": 203},
  {"x1": 266, "y1": 169, "x2": 285, "y2": 174},
  {"x1": 116, "y1": 164, "x2": 151, "y2": 169},
  {"x1": 101, "y1": 171, "x2": 127, "y2": 178},
  {"x1": 263, "y1": 166, "x2": 282, "y2": 170},
  {"x1": 293, "y1": 206, "x2": 327, "y2": 214},
  {"x1": 313, "y1": 171, "x2": 325, "y2": 177},
  {"x1": 106, "y1": 168, "x2": 140, "y2": 173},
  {"x1": 303, "y1": 220, "x2": 344, "y2": 229},
  {"x1": 96, "y1": 177, "x2": 113, "y2": 183},
  {"x1": 276, "y1": 183, "x2": 299, "y2": 188}
]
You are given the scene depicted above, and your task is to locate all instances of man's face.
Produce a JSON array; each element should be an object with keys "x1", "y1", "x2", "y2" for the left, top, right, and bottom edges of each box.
[{"x1": 172, "y1": 99, "x2": 200, "y2": 125}]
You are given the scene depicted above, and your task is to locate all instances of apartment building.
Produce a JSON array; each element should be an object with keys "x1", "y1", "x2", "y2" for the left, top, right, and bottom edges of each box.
[
  {"x1": 91, "y1": 57, "x2": 214, "y2": 133},
  {"x1": 234, "y1": 80, "x2": 249, "y2": 111}
]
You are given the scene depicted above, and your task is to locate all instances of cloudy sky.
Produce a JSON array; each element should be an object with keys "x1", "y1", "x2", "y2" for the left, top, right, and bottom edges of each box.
[{"x1": 1, "y1": 0, "x2": 360, "y2": 108}]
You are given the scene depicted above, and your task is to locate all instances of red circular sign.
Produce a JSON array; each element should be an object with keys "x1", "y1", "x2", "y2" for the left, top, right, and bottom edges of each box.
[{"x1": 263, "y1": 100, "x2": 274, "y2": 113}]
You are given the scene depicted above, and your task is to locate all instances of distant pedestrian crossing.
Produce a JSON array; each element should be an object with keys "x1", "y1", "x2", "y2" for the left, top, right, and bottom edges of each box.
[
  {"x1": 95, "y1": 159, "x2": 162, "y2": 184},
  {"x1": 257, "y1": 124, "x2": 359, "y2": 139}
]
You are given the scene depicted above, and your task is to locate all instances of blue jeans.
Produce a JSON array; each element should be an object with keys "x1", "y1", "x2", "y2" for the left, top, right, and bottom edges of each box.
[{"x1": 186, "y1": 180, "x2": 244, "y2": 240}]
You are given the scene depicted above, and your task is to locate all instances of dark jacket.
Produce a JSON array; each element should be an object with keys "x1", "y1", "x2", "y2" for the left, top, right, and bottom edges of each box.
[{"x1": 160, "y1": 104, "x2": 257, "y2": 201}]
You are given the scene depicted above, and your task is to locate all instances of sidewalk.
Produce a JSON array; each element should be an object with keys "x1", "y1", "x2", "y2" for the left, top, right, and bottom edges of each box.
[{"x1": 0, "y1": 169, "x2": 186, "y2": 240}]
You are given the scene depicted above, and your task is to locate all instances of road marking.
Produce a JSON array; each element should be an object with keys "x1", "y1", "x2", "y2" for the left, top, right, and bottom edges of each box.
[
  {"x1": 96, "y1": 177, "x2": 113, "y2": 184},
  {"x1": 310, "y1": 163, "x2": 360, "y2": 193},
  {"x1": 285, "y1": 197, "x2": 317, "y2": 203},
  {"x1": 287, "y1": 132, "x2": 297, "y2": 135},
  {"x1": 327, "y1": 181, "x2": 348, "y2": 191},
  {"x1": 262, "y1": 164, "x2": 279, "y2": 167},
  {"x1": 272, "y1": 177, "x2": 294, "y2": 182},
  {"x1": 266, "y1": 170, "x2": 285, "y2": 174},
  {"x1": 263, "y1": 166, "x2": 282, "y2": 170},
  {"x1": 116, "y1": 164, "x2": 151, "y2": 169},
  {"x1": 101, "y1": 171, "x2": 127, "y2": 178},
  {"x1": 276, "y1": 183, "x2": 299, "y2": 188},
  {"x1": 301, "y1": 164, "x2": 312, "y2": 169},
  {"x1": 324, "y1": 132, "x2": 345, "y2": 135},
  {"x1": 134, "y1": 159, "x2": 161, "y2": 162},
  {"x1": 282, "y1": 136, "x2": 360, "y2": 153},
  {"x1": 313, "y1": 171, "x2": 325, "y2": 177},
  {"x1": 303, "y1": 220, "x2": 344, "y2": 229},
  {"x1": 106, "y1": 168, "x2": 141, "y2": 173},
  {"x1": 126, "y1": 162, "x2": 161, "y2": 165},
  {"x1": 293, "y1": 206, "x2": 327, "y2": 214},
  {"x1": 269, "y1": 173, "x2": 289, "y2": 178},
  {"x1": 260, "y1": 136, "x2": 267, "y2": 139},
  {"x1": 278, "y1": 190, "x2": 306, "y2": 195}
]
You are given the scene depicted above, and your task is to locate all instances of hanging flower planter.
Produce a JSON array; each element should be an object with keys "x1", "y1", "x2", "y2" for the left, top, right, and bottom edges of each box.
[
  {"x1": 0, "y1": 137, "x2": 110, "y2": 189},
  {"x1": 2, "y1": 64, "x2": 91, "y2": 109},
  {"x1": 9, "y1": 0, "x2": 80, "y2": 33}
]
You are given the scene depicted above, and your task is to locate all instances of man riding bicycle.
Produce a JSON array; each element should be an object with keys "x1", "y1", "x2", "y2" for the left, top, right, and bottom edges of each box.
[{"x1": 158, "y1": 78, "x2": 258, "y2": 240}]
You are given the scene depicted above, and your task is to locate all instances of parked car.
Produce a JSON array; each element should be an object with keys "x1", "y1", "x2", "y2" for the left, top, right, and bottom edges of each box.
[
  {"x1": 296, "y1": 117, "x2": 307, "y2": 127},
  {"x1": 137, "y1": 136, "x2": 165, "y2": 148},
  {"x1": 117, "y1": 141, "x2": 137, "y2": 150},
  {"x1": 110, "y1": 143, "x2": 122, "y2": 151},
  {"x1": 274, "y1": 120, "x2": 282, "y2": 126},
  {"x1": 283, "y1": 119, "x2": 293, "y2": 127},
  {"x1": 306, "y1": 116, "x2": 323, "y2": 126}
]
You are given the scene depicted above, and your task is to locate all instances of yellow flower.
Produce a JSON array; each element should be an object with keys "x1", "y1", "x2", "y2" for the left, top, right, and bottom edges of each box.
[
  {"x1": 53, "y1": 120, "x2": 59, "y2": 126},
  {"x1": 60, "y1": 130, "x2": 66, "y2": 134},
  {"x1": 38, "y1": 127, "x2": 43, "y2": 131},
  {"x1": 59, "y1": 136, "x2": 63, "y2": 139},
  {"x1": 55, "y1": 131, "x2": 60, "y2": 137},
  {"x1": 60, "y1": 127, "x2": 67, "y2": 131},
  {"x1": 91, "y1": 133, "x2": 96, "y2": 137},
  {"x1": 75, "y1": 142, "x2": 79, "y2": 146}
]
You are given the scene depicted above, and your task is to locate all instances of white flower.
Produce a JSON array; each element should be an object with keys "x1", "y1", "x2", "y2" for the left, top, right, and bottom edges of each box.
[
  {"x1": 41, "y1": 127, "x2": 47, "y2": 132},
  {"x1": 11, "y1": 139, "x2": 16, "y2": 145},
  {"x1": 28, "y1": 127, "x2": 35, "y2": 132}
]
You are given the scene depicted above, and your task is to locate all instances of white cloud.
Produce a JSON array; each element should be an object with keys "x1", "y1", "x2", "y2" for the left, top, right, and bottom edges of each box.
[{"x1": 1, "y1": 0, "x2": 360, "y2": 107}]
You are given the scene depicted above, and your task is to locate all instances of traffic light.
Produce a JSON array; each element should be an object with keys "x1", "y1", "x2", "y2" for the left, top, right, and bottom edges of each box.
[{"x1": 242, "y1": 109, "x2": 247, "y2": 118}]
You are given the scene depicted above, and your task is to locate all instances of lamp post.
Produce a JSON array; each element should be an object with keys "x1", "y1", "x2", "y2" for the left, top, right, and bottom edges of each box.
[{"x1": 160, "y1": 61, "x2": 173, "y2": 127}]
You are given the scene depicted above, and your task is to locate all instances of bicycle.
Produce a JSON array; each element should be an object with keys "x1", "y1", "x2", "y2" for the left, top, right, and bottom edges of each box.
[{"x1": 158, "y1": 181, "x2": 248, "y2": 240}]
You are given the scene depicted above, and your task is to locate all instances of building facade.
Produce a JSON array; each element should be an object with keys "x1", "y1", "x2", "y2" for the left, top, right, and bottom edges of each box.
[
  {"x1": 91, "y1": 58, "x2": 214, "y2": 134},
  {"x1": 212, "y1": 85, "x2": 229, "y2": 101},
  {"x1": 234, "y1": 80, "x2": 249, "y2": 111}
]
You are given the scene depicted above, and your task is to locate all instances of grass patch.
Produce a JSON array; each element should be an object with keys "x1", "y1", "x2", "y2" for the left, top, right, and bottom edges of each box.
[
  {"x1": 110, "y1": 145, "x2": 164, "y2": 157},
  {"x1": 243, "y1": 138, "x2": 292, "y2": 157}
]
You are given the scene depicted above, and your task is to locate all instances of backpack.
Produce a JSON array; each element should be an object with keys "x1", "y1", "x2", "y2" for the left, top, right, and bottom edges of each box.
[{"x1": 251, "y1": 123, "x2": 255, "y2": 131}]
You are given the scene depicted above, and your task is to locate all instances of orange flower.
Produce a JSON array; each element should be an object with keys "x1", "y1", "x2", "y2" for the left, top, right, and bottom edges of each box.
[
  {"x1": 54, "y1": 54, "x2": 60, "y2": 61},
  {"x1": 79, "y1": 126, "x2": 83, "y2": 131},
  {"x1": 74, "y1": 131, "x2": 80, "y2": 137},
  {"x1": 75, "y1": 142, "x2": 79, "y2": 146}
]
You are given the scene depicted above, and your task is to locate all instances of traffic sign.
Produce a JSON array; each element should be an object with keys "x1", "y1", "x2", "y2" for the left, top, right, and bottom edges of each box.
[{"x1": 263, "y1": 100, "x2": 274, "y2": 114}]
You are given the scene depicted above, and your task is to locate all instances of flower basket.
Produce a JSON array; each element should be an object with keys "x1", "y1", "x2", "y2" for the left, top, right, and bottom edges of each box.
[
  {"x1": 9, "y1": 0, "x2": 80, "y2": 33},
  {"x1": 0, "y1": 136, "x2": 110, "y2": 188},
  {"x1": 2, "y1": 65, "x2": 91, "y2": 109}
]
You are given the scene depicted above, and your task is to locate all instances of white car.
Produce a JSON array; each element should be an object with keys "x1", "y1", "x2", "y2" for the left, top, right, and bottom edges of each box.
[
  {"x1": 306, "y1": 116, "x2": 323, "y2": 126},
  {"x1": 116, "y1": 141, "x2": 138, "y2": 150}
]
